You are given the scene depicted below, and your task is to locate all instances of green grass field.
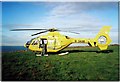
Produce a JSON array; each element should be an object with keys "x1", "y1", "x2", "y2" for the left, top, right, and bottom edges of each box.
[{"x1": 2, "y1": 45, "x2": 119, "y2": 81}]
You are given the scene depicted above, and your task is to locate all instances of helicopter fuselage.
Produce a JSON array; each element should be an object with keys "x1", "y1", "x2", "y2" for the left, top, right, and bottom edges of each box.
[{"x1": 24, "y1": 26, "x2": 112, "y2": 52}]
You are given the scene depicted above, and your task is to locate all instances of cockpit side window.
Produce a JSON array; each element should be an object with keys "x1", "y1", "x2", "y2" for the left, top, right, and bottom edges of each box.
[{"x1": 32, "y1": 39, "x2": 39, "y2": 45}]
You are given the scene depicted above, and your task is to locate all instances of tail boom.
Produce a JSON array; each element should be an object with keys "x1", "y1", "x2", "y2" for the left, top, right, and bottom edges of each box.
[{"x1": 72, "y1": 26, "x2": 112, "y2": 50}]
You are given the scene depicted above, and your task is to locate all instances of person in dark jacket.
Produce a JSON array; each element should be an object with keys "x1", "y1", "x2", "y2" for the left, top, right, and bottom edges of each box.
[{"x1": 40, "y1": 39, "x2": 48, "y2": 56}]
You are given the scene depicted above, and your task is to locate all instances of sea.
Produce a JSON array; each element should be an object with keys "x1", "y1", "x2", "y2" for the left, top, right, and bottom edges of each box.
[{"x1": 1, "y1": 46, "x2": 27, "y2": 52}]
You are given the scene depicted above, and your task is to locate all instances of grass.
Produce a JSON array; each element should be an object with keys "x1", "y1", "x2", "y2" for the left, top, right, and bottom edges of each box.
[{"x1": 2, "y1": 45, "x2": 119, "y2": 81}]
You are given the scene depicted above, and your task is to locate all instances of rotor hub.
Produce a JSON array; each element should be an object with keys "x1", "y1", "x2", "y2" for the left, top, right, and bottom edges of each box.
[{"x1": 48, "y1": 28, "x2": 58, "y2": 32}]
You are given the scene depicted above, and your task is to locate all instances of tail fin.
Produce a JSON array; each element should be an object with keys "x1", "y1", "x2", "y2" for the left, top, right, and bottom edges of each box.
[
  {"x1": 88, "y1": 26, "x2": 112, "y2": 50},
  {"x1": 94, "y1": 26, "x2": 112, "y2": 50}
]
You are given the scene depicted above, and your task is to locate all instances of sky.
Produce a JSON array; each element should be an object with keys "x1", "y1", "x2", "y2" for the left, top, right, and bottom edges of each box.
[{"x1": 2, "y1": 2, "x2": 118, "y2": 46}]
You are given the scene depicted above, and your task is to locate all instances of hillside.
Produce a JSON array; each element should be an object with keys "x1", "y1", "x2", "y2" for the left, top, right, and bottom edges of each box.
[{"x1": 2, "y1": 45, "x2": 119, "y2": 81}]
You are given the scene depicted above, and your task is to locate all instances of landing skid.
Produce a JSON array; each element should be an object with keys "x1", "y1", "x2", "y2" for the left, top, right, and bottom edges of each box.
[
  {"x1": 36, "y1": 54, "x2": 49, "y2": 56},
  {"x1": 58, "y1": 52, "x2": 69, "y2": 56}
]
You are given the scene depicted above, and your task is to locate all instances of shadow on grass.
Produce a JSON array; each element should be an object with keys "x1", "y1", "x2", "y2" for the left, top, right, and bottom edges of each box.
[{"x1": 48, "y1": 49, "x2": 113, "y2": 55}]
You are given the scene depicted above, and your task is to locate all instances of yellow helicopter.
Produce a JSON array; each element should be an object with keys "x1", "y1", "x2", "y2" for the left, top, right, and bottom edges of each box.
[{"x1": 11, "y1": 26, "x2": 112, "y2": 54}]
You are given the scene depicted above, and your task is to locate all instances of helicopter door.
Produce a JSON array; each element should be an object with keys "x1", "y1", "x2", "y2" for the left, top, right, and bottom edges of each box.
[
  {"x1": 31, "y1": 39, "x2": 39, "y2": 50},
  {"x1": 40, "y1": 39, "x2": 47, "y2": 47},
  {"x1": 47, "y1": 39, "x2": 56, "y2": 50}
]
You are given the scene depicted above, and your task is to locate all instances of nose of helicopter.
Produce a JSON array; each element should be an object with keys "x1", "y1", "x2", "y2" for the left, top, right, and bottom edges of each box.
[
  {"x1": 24, "y1": 44, "x2": 29, "y2": 48},
  {"x1": 24, "y1": 40, "x2": 31, "y2": 48},
  {"x1": 24, "y1": 42, "x2": 30, "y2": 48}
]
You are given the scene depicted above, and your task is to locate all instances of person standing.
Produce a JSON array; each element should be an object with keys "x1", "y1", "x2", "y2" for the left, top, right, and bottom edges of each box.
[{"x1": 40, "y1": 39, "x2": 48, "y2": 56}]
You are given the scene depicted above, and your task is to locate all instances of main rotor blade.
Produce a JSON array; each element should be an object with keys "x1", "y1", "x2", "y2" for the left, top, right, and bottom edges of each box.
[
  {"x1": 11, "y1": 28, "x2": 47, "y2": 31},
  {"x1": 67, "y1": 31, "x2": 80, "y2": 34},
  {"x1": 59, "y1": 30, "x2": 80, "y2": 34},
  {"x1": 31, "y1": 30, "x2": 48, "y2": 36}
]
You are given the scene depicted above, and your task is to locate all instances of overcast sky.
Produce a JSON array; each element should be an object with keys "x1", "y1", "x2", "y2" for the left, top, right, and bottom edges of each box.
[{"x1": 2, "y1": 2, "x2": 118, "y2": 46}]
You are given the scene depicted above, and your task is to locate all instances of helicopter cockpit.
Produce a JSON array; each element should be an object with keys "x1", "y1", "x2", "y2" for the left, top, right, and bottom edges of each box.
[
  {"x1": 25, "y1": 38, "x2": 48, "y2": 48},
  {"x1": 25, "y1": 38, "x2": 35, "y2": 48}
]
